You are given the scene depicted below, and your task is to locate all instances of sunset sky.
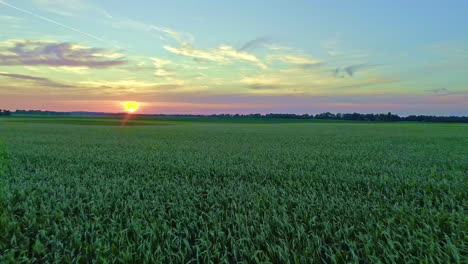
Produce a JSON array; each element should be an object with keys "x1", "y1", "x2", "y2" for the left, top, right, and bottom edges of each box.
[{"x1": 0, "y1": 0, "x2": 467, "y2": 115}]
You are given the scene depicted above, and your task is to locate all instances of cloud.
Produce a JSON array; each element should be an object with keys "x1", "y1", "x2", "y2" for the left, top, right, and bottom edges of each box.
[
  {"x1": 333, "y1": 76, "x2": 398, "y2": 90},
  {"x1": 115, "y1": 21, "x2": 273, "y2": 69},
  {"x1": 238, "y1": 37, "x2": 271, "y2": 51},
  {"x1": 267, "y1": 54, "x2": 322, "y2": 68},
  {"x1": 332, "y1": 67, "x2": 341, "y2": 77},
  {"x1": 0, "y1": 72, "x2": 189, "y2": 96},
  {"x1": 112, "y1": 18, "x2": 193, "y2": 44},
  {"x1": 425, "y1": 88, "x2": 449, "y2": 94},
  {"x1": 116, "y1": 22, "x2": 266, "y2": 68},
  {"x1": 0, "y1": 40, "x2": 127, "y2": 68},
  {"x1": 151, "y1": 57, "x2": 173, "y2": 77},
  {"x1": 0, "y1": 15, "x2": 23, "y2": 23},
  {"x1": 300, "y1": 63, "x2": 324, "y2": 69},
  {"x1": 240, "y1": 75, "x2": 292, "y2": 91},
  {"x1": 332, "y1": 63, "x2": 381, "y2": 77},
  {"x1": 0, "y1": 72, "x2": 47, "y2": 81},
  {"x1": 0, "y1": 1, "x2": 114, "y2": 45},
  {"x1": 264, "y1": 44, "x2": 291, "y2": 51},
  {"x1": 33, "y1": 0, "x2": 112, "y2": 18},
  {"x1": 0, "y1": 72, "x2": 76, "y2": 88},
  {"x1": 248, "y1": 84, "x2": 282, "y2": 90},
  {"x1": 154, "y1": 26, "x2": 192, "y2": 43},
  {"x1": 118, "y1": 65, "x2": 154, "y2": 72},
  {"x1": 345, "y1": 64, "x2": 379, "y2": 76},
  {"x1": 322, "y1": 34, "x2": 369, "y2": 61},
  {"x1": 239, "y1": 65, "x2": 397, "y2": 95},
  {"x1": 164, "y1": 43, "x2": 267, "y2": 69}
]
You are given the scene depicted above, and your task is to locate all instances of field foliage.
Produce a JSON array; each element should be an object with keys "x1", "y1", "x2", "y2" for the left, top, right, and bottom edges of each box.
[{"x1": 0, "y1": 117, "x2": 466, "y2": 263}]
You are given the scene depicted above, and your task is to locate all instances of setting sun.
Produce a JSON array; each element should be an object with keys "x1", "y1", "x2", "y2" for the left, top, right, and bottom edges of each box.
[{"x1": 121, "y1": 101, "x2": 139, "y2": 113}]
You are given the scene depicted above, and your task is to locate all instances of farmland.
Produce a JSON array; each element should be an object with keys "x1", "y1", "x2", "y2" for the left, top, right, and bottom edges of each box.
[{"x1": 0, "y1": 116, "x2": 466, "y2": 263}]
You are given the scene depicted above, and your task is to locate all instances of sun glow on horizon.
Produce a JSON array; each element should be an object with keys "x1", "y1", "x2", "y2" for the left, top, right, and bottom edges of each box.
[{"x1": 121, "y1": 101, "x2": 140, "y2": 113}]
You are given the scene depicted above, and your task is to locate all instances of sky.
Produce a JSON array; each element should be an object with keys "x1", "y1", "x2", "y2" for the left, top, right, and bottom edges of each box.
[{"x1": 0, "y1": 0, "x2": 467, "y2": 115}]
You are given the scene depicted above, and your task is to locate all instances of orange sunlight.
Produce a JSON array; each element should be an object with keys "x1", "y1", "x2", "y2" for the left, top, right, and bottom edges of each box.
[{"x1": 121, "y1": 101, "x2": 140, "y2": 113}]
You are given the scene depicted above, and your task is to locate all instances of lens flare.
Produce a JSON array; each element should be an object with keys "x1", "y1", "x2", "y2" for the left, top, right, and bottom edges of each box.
[{"x1": 121, "y1": 101, "x2": 139, "y2": 113}]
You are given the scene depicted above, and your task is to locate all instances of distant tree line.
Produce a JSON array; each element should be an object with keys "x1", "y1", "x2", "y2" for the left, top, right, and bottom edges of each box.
[
  {"x1": 13, "y1": 109, "x2": 71, "y2": 115},
  {"x1": 0, "y1": 109, "x2": 12, "y2": 116},
  {"x1": 210, "y1": 112, "x2": 468, "y2": 123},
  {"x1": 2, "y1": 109, "x2": 467, "y2": 123}
]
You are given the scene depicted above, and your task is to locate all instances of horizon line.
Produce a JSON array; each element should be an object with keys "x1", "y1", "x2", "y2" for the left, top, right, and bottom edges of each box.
[{"x1": 3, "y1": 109, "x2": 468, "y2": 118}]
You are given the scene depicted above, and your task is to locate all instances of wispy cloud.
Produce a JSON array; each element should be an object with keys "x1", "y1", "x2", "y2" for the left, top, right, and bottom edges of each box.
[
  {"x1": 112, "y1": 18, "x2": 193, "y2": 44},
  {"x1": 264, "y1": 44, "x2": 292, "y2": 51},
  {"x1": 322, "y1": 34, "x2": 370, "y2": 64},
  {"x1": 239, "y1": 65, "x2": 397, "y2": 95},
  {"x1": 0, "y1": 15, "x2": 23, "y2": 23},
  {"x1": 241, "y1": 75, "x2": 291, "y2": 91},
  {"x1": 425, "y1": 88, "x2": 449, "y2": 94},
  {"x1": 238, "y1": 37, "x2": 271, "y2": 51},
  {"x1": 0, "y1": 72, "x2": 192, "y2": 96},
  {"x1": 164, "y1": 43, "x2": 267, "y2": 69},
  {"x1": 118, "y1": 61, "x2": 154, "y2": 72},
  {"x1": 0, "y1": 40, "x2": 127, "y2": 68},
  {"x1": 332, "y1": 66, "x2": 341, "y2": 77},
  {"x1": 0, "y1": 72, "x2": 47, "y2": 81},
  {"x1": 0, "y1": 72, "x2": 75, "y2": 88},
  {"x1": 32, "y1": 0, "x2": 112, "y2": 18},
  {"x1": 333, "y1": 63, "x2": 381, "y2": 77},
  {"x1": 267, "y1": 54, "x2": 322, "y2": 68},
  {"x1": 113, "y1": 19, "x2": 269, "y2": 69},
  {"x1": 247, "y1": 84, "x2": 283, "y2": 90},
  {"x1": 151, "y1": 57, "x2": 173, "y2": 77}
]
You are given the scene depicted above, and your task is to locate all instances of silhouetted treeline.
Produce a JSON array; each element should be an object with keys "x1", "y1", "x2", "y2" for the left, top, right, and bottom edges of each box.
[
  {"x1": 210, "y1": 112, "x2": 468, "y2": 123},
  {"x1": 0, "y1": 109, "x2": 12, "y2": 116},
  {"x1": 2, "y1": 109, "x2": 467, "y2": 123},
  {"x1": 12, "y1": 110, "x2": 123, "y2": 116},
  {"x1": 13, "y1": 110, "x2": 71, "y2": 115}
]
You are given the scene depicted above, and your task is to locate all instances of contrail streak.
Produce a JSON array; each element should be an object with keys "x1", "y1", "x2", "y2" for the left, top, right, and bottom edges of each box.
[{"x1": 0, "y1": 0, "x2": 106, "y2": 43}]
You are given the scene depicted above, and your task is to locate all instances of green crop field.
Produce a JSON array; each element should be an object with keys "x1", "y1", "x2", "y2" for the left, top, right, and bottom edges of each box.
[{"x1": 0, "y1": 116, "x2": 466, "y2": 263}]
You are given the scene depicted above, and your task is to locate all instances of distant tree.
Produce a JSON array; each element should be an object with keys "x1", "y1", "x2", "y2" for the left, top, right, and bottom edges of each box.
[
  {"x1": 0, "y1": 109, "x2": 11, "y2": 116},
  {"x1": 315, "y1": 112, "x2": 335, "y2": 119}
]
